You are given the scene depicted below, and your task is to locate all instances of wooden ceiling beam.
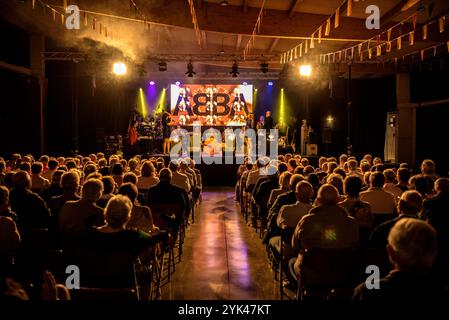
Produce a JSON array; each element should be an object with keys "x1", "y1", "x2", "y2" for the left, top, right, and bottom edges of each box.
[{"x1": 288, "y1": 0, "x2": 302, "y2": 18}]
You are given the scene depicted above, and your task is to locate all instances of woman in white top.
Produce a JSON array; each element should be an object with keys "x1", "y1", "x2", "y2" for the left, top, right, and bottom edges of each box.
[
  {"x1": 137, "y1": 161, "x2": 159, "y2": 191},
  {"x1": 268, "y1": 171, "x2": 292, "y2": 209}
]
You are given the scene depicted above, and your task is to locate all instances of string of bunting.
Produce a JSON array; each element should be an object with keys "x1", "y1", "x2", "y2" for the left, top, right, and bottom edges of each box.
[
  {"x1": 30, "y1": 0, "x2": 117, "y2": 40},
  {"x1": 280, "y1": 0, "x2": 350, "y2": 64},
  {"x1": 243, "y1": 0, "x2": 267, "y2": 60},
  {"x1": 187, "y1": 0, "x2": 202, "y2": 47},
  {"x1": 319, "y1": 11, "x2": 449, "y2": 65}
]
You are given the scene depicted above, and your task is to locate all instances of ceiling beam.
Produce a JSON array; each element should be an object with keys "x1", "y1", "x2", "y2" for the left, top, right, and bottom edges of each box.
[
  {"x1": 267, "y1": 38, "x2": 279, "y2": 53},
  {"x1": 288, "y1": 0, "x2": 302, "y2": 18},
  {"x1": 201, "y1": 30, "x2": 208, "y2": 49},
  {"x1": 380, "y1": 0, "x2": 412, "y2": 28}
]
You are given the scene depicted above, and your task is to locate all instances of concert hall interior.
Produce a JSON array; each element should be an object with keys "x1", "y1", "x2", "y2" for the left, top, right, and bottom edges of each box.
[{"x1": 1, "y1": 0, "x2": 449, "y2": 306}]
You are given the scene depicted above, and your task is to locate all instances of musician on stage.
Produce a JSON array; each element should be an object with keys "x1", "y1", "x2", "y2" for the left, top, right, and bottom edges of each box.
[
  {"x1": 128, "y1": 120, "x2": 138, "y2": 146},
  {"x1": 162, "y1": 111, "x2": 172, "y2": 154}
]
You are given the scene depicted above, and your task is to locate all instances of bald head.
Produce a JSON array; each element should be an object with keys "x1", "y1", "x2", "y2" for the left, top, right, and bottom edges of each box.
[
  {"x1": 13, "y1": 171, "x2": 31, "y2": 189},
  {"x1": 398, "y1": 190, "x2": 423, "y2": 215},
  {"x1": 317, "y1": 184, "x2": 339, "y2": 205}
]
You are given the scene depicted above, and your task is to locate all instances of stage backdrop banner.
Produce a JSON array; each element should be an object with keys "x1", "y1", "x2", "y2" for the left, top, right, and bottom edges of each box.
[{"x1": 170, "y1": 84, "x2": 253, "y2": 126}]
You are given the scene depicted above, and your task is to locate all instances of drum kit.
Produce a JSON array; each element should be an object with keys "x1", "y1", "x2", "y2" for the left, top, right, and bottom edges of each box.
[{"x1": 137, "y1": 117, "x2": 163, "y2": 140}]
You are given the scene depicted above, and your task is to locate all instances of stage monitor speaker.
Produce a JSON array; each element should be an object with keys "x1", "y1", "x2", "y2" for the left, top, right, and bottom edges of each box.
[{"x1": 306, "y1": 143, "x2": 318, "y2": 156}]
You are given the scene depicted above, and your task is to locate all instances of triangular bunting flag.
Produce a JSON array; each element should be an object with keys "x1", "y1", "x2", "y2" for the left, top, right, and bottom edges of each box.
[
  {"x1": 334, "y1": 7, "x2": 340, "y2": 28},
  {"x1": 305, "y1": 41, "x2": 308, "y2": 54},
  {"x1": 368, "y1": 48, "x2": 372, "y2": 59},
  {"x1": 299, "y1": 43, "x2": 303, "y2": 57},
  {"x1": 376, "y1": 45, "x2": 381, "y2": 56},
  {"x1": 420, "y1": 50, "x2": 424, "y2": 61},
  {"x1": 433, "y1": 46, "x2": 437, "y2": 57},
  {"x1": 440, "y1": 17, "x2": 445, "y2": 33},
  {"x1": 351, "y1": 47, "x2": 354, "y2": 59},
  {"x1": 423, "y1": 25, "x2": 428, "y2": 40},
  {"x1": 409, "y1": 31, "x2": 414, "y2": 46},
  {"x1": 347, "y1": 0, "x2": 352, "y2": 17},
  {"x1": 93, "y1": 18, "x2": 96, "y2": 30},
  {"x1": 318, "y1": 26, "x2": 322, "y2": 43},
  {"x1": 52, "y1": 9, "x2": 56, "y2": 21},
  {"x1": 412, "y1": 15, "x2": 417, "y2": 30},
  {"x1": 32, "y1": 0, "x2": 35, "y2": 9},
  {"x1": 447, "y1": 41, "x2": 449, "y2": 52},
  {"x1": 84, "y1": 12, "x2": 88, "y2": 27},
  {"x1": 359, "y1": 51, "x2": 363, "y2": 62},
  {"x1": 60, "y1": 14, "x2": 64, "y2": 25},
  {"x1": 358, "y1": 44, "x2": 362, "y2": 56},
  {"x1": 310, "y1": 33, "x2": 315, "y2": 49},
  {"x1": 325, "y1": 18, "x2": 331, "y2": 36},
  {"x1": 338, "y1": 51, "x2": 342, "y2": 61},
  {"x1": 294, "y1": 47, "x2": 298, "y2": 59},
  {"x1": 397, "y1": 36, "x2": 402, "y2": 50},
  {"x1": 387, "y1": 41, "x2": 392, "y2": 52},
  {"x1": 387, "y1": 29, "x2": 392, "y2": 41}
]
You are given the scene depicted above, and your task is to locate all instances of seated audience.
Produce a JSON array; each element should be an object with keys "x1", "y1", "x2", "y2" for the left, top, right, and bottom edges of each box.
[
  {"x1": 59, "y1": 178, "x2": 104, "y2": 236},
  {"x1": 360, "y1": 171, "x2": 396, "y2": 216},
  {"x1": 96, "y1": 176, "x2": 116, "y2": 209},
  {"x1": 137, "y1": 161, "x2": 159, "y2": 190},
  {"x1": 290, "y1": 184, "x2": 359, "y2": 280},
  {"x1": 9, "y1": 171, "x2": 50, "y2": 229},
  {"x1": 421, "y1": 159, "x2": 439, "y2": 182},
  {"x1": 339, "y1": 175, "x2": 373, "y2": 244},
  {"x1": 383, "y1": 169, "x2": 403, "y2": 203},
  {"x1": 111, "y1": 163, "x2": 124, "y2": 187},
  {"x1": 421, "y1": 178, "x2": 449, "y2": 284},
  {"x1": 0, "y1": 186, "x2": 21, "y2": 263},
  {"x1": 30, "y1": 162, "x2": 50, "y2": 192},
  {"x1": 118, "y1": 183, "x2": 155, "y2": 233},
  {"x1": 85, "y1": 194, "x2": 165, "y2": 256},
  {"x1": 146, "y1": 168, "x2": 187, "y2": 221},
  {"x1": 42, "y1": 159, "x2": 58, "y2": 181},
  {"x1": 123, "y1": 172, "x2": 138, "y2": 185},
  {"x1": 369, "y1": 190, "x2": 423, "y2": 248},
  {"x1": 268, "y1": 171, "x2": 292, "y2": 208},
  {"x1": 50, "y1": 171, "x2": 81, "y2": 230},
  {"x1": 354, "y1": 218, "x2": 447, "y2": 300},
  {"x1": 409, "y1": 174, "x2": 432, "y2": 199},
  {"x1": 40, "y1": 170, "x2": 64, "y2": 205},
  {"x1": 168, "y1": 160, "x2": 190, "y2": 193},
  {"x1": 0, "y1": 186, "x2": 18, "y2": 222},
  {"x1": 277, "y1": 181, "x2": 313, "y2": 230},
  {"x1": 396, "y1": 167, "x2": 410, "y2": 192}
]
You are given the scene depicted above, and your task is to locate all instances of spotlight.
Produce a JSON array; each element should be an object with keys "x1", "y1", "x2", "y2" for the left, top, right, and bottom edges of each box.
[
  {"x1": 175, "y1": 81, "x2": 181, "y2": 86},
  {"x1": 242, "y1": 82, "x2": 248, "y2": 86},
  {"x1": 220, "y1": 0, "x2": 229, "y2": 6},
  {"x1": 149, "y1": 81, "x2": 155, "y2": 86},
  {"x1": 268, "y1": 81, "x2": 273, "y2": 86},
  {"x1": 158, "y1": 62, "x2": 167, "y2": 72},
  {"x1": 185, "y1": 61, "x2": 196, "y2": 77},
  {"x1": 230, "y1": 62, "x2": 239, "y2": 77},
  {"x1": 326, "y1": 115, "x2": 334, "y2": 123},
  {"x1": 299, "y1": 65, "x2": 312, "y2": 77},
  {"x1": 260, "y1": 62, "x2": 269, "y2": 73},
  {"x1": 113, "y1": 62, "x2": 127, "y2": 75}
]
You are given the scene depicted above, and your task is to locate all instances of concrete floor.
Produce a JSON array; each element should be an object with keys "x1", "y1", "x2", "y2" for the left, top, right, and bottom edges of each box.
[{"x1": 161, "y1": 187, "x2": 280, "y2": 300}]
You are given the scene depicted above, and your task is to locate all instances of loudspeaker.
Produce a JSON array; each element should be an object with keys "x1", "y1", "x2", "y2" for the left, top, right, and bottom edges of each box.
[{"x1": 307, "y1": 143, "x2": 318, "y2": 156}]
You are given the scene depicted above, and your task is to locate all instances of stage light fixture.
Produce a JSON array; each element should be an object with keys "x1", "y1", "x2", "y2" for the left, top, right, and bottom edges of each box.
[
  {"x1": 149, "y1": 81, "x2": 155, "y2": 86},
  {"x1": 260, "y1": 62, "x2": 269, "y2": 73},
  {"x1": 158, "y1": 62, "x2": 167, "y2": 72},
  {"x1": 175, "y1": 81, "x2": 181, "y2": 86},
  {"x1": 113, "y1": 62, "x2": 127, "y2": 75},
  {"x1": 230, "y1": 62, "x2": 239, "y2": 77},
  {"x1": 242, "y1": 82, "x2": 248, "y2": 86},
  {"x1": 326, "y1": 115, "x2": 334, "y2": 123},
  {"x1": 268, "y1": 81, "x2": 273, "y2": 86},
  {"x1": 299, "y1": 65, "x2": 312, "y2": 77},
  {"x1": 185, "y1": 61, "x2": 196, "y2": 77},
  {"x1": 220, "y1": 0, "x2": 229, "y2": 6}
]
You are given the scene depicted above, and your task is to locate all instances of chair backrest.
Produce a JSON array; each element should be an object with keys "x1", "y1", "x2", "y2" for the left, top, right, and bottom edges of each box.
[
  {"x1": 148, "y1": 203, "x2": 183, "y2": 229},
  {"x1": 66, "y1": 251, "x2": 137, "y2": 289},
  {"x1": 300, "y1": 248, "x2": 359, "y2": 288},
  {"x1": 19, "y1": 228, "x2": 51, "y2": 251}
]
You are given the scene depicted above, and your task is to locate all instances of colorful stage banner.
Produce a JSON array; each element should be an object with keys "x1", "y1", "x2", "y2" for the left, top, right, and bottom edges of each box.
[{"x1": 170, "y1": 84, "x2": 253, "y2": 126}]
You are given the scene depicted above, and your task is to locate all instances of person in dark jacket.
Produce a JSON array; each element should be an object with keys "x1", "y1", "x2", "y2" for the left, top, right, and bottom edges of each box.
[{"x1": 9, "y1": 171, "x2": 50, "y2": 229}]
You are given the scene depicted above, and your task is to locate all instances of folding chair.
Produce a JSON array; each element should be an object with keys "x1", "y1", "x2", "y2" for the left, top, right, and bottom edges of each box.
[{"x1": 296, "y1": 248, "x2": 359, "y2": 300}]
